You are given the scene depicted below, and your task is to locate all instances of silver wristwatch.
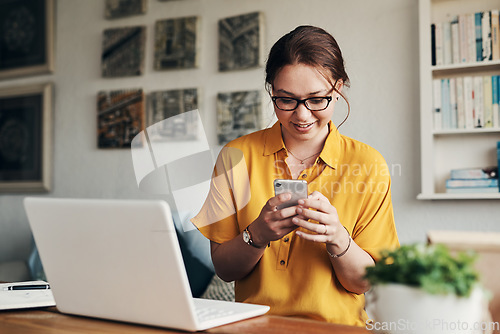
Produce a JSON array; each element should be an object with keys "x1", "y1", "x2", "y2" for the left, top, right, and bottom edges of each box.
[{"x1": 243, "y1": 227, "x2": 264, "y2": 249}]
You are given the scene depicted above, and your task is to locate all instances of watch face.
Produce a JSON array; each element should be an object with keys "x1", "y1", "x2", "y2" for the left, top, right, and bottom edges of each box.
[{"x1": 243, "y1": 230, "x2": 250, "y2": 244}]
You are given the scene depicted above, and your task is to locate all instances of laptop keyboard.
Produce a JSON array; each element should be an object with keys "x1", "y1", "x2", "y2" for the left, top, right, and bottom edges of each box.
[{"x1": 195, "y1": 306, "x2": 236, "y2": 322}]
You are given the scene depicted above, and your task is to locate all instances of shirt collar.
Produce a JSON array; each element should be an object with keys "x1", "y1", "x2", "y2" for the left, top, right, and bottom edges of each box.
[{"x1": 263, "y1": 120, "x2": 341, "y2": 170}]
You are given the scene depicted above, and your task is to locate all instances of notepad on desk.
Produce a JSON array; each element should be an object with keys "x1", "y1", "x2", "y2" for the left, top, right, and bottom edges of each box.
[{"x1": 0, "y1": 281, "x2": 55, "y2": 310}]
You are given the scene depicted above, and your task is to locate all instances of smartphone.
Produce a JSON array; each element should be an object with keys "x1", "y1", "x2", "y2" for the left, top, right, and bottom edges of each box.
[{"x1": 273, "y1": 179, "x2": 308, "y2": 209}]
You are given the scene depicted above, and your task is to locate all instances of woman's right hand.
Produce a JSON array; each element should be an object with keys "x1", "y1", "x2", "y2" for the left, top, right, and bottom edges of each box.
[{"x1": 247, "y1": 193, "x2": 302, "y2": 247}]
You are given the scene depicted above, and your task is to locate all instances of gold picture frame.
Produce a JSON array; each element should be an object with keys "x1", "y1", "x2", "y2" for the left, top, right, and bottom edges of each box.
[
  {"x1": 0, "y1": 83, "x2": 53, "y2": 192},
  {"x1": 0, "y1": 0, "x2": 55, "y2": 80}
]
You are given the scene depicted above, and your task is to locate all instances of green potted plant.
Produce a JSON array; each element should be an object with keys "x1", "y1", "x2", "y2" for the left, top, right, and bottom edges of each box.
[{"x1": 364, "y1": 243, "x2": 487, "y2": 334}]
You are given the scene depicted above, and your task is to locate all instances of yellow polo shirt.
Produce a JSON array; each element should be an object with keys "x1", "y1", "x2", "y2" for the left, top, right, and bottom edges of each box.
[{"x1": 191, "y1": 121, "x2": 399, "y2": 326}]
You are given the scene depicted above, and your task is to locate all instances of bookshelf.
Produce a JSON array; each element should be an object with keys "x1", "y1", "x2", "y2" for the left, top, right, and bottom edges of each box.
[{"x1": 418, "y1": 0, "x2": 500, "y2": 200}]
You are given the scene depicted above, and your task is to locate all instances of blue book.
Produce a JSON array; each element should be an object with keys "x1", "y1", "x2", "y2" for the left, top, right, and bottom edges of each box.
[
  {"x1": 446, "y1": 187, "x2": 499, "y2": 194},
  {"x1": 498, "y1": 141, "x2": 500, "y2": 191},
  {"x1": 493, "y1": 76, "x2": 499, "y2": 127},
  {"x1": 441, "y1": 79, "x2": 451, "y2": 129},
  {"x1": 446, "y1": 178, "x2": 499, "y2": 188},
  {"x1": 475, "y1": 12, "x2": 483, "y2": 61}
]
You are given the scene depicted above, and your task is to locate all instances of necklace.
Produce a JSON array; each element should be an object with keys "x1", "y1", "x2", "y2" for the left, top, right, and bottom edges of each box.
[{"x1": 286, "y1": 148, "x2": 322, "y2": 164}]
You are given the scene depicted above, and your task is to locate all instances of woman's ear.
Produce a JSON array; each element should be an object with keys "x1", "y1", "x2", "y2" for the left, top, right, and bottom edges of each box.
[
  {"x1": 335, "y1": 80, "x2": 344, "y2": 94},
  {"x1": 334, "y1": 80, "x2": 343, "y2": 100}
]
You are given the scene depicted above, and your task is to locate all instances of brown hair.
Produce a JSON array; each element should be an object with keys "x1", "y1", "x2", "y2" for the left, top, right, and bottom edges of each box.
[{"x1": 265, "y1": 25, "x2": 350, "y2": 127}]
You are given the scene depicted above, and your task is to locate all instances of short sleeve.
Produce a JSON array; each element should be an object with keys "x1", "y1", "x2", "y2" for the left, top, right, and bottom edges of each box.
[
  {"x1": 191, "y1": 146, "x2": 250, "y2": 244},
  {"x1": 351, "y1": 160, "x2": 399, "y2": 262}
]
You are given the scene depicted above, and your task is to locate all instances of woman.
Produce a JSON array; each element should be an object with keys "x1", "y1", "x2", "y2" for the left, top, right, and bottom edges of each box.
[{"x1": 192, "y1": 25, "x2": 399, "y2": 327}]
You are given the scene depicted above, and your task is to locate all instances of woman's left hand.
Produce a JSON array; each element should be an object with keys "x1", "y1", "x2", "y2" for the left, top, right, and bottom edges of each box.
[{"x1": 292, "y1": 191, "x2": 348, "y2": 247}]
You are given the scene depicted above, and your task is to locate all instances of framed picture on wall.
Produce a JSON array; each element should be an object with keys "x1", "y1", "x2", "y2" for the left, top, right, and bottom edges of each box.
[
  {"x1": 154, "y1": 16, "x2": 199, "y2": 70},
  {"x1": 97, "y1": 88, "x2": 145, "y2": 149},
  {"x1": 147, "y1": 88, "x2": 199, "y2": 141},
  {"x1": 0, "y1": 0, "x2": 55, "y2": 80},
  {"x1": 101, "y1": 26, "x2": 146, "y2": 77},
  {"x1": 105, "y1": 0, "x2": 147, "y2": 19},
  {"x1": 218, "y1": 12, "x2": 264, "y2": 72},
  {"x1": 216, "y1": 90, "x2": 262, "y2": 145},
  {"x1": 0, "y1": 83, "x2": 53, "y2": 192}
]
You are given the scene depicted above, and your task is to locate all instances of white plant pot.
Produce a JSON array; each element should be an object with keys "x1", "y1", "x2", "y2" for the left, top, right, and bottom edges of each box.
[{"x1": 365, "y1": 283, "x2": 484, "y2": 334}]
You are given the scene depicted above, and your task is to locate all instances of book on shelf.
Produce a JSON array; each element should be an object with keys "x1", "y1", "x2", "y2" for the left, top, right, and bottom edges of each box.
[
  {"x1": 494, "y1": 76, "x2": 500, "y2": 127},
  {"x1": 451, "y1": 16, "x2": 460, "y2": 64},
  {"x1": 481, "y1": 11, "x2": 492, "y2": 61},
  {"x1": 433, "y1": 79, "x2": 442, "y2": 130},
  {"x1": 446, "y1": 178, "x2": 498, "y2": 188},
  {"x1": 449, "y1": 78, "x2": 458, "y2": 128},
  {"x1": 468, "y1": 13, "x2": 476, "y2": 64},
  {"x1": 431, "y1": 23, "x2": 437, "y2": 66},
  {"x1": 473, "y1": 76, "x2": 484, "y2": 127},
  {"x1": 435, "y1": 22, "x2": 443, "y2": 66},
  {"x1": 493, "y1": 10, "x2": 500, "y2": 60},
  {"x1": 459, "y1": 14, "x2": 469, "y2": 63},
  {"x1": 475, "y1": 12, "x2": 483, "y2": 62},
  {"x1": 498, "y1": 141, "x2": 500, "y2": 192},
  {"x1": 446, "y1": 187, "x2": 499, "y2": 194},
  {"x1": 464, "y1": 76, "x2": 475, "y2": 129},
  {"x1": 449, "y1": 166, "x2": 498, "y2": 180},
  {"x1": 443, "y1": 21, "x2": 453, "y2": 65},
  {"x1": 441, "y1": 79, "x2": 451, "y2": 129},
  {"x1": 431, "y1": 9, "x2": 499, "y2": 66},
  {"x1": 484, "y1": 76, "x2": 494, "y2": 127},
  {"x1": 456, "y1": 77, "x2": 465, "y2": 128},
  {"x1": 433, "y1": 75, "x2": 500, "y2": 131}
]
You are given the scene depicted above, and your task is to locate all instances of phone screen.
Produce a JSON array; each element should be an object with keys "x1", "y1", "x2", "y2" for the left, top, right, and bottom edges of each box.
[{"x1": 273, "y1": 179, "x2": 308, "y2": 209}]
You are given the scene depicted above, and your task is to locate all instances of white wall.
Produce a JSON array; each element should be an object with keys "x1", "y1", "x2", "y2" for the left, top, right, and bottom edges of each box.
[{"x1": 1, "y1": 0, "x2": 500, "y2": 264}]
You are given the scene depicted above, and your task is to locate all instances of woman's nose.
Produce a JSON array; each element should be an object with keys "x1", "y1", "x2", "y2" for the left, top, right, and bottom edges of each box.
[{"x1": 293, "y1": 103, "x2": 313, "y2": 121}]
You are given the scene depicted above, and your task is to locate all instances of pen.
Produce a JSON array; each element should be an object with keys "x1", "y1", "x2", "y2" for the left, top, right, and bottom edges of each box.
[{"x1": 3, "y1": 284, "x2": 51, "y2": 291}]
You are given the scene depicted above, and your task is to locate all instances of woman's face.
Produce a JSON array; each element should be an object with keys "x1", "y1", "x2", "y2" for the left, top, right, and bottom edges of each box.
[{"x1": 271, "y1": 63, "x2": 341, "y2": 145}]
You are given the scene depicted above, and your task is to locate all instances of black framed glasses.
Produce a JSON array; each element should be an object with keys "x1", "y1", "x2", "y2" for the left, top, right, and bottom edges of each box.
[{"x1": 271, "y1": 96, "x2": 333, "y2": 111}]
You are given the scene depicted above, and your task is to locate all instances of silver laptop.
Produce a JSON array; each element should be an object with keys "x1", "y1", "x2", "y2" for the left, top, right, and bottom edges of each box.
[{"x1": 24, "y1": 197, "x2": 269, "y2": 331}]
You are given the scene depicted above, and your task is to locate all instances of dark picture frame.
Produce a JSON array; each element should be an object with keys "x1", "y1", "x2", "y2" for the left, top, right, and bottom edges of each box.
[
  {"x1": 97, "y1": 88, "x2": 145, "y2": 149},
  {"x1": 101, "y1": 26, "x2": 146, "y2": 77},
  {"x1": 105, "y1": 0, "x2": 147, "y2": 19},
  {"x1": 154, "y1": 16, "x2": 199, "y2": 70},
  {"x1": 0, "y1": 83, "x2": 53, "y2": 192},
  {"x1": 0, "y1": 0, "x2": 55, "y2": 80},
  {"x1": 218, "y1": 12, "x2": 264, "y2": 72},
  {"x1": 216, "y1": 90, "x2": 262, "y2": 145}
]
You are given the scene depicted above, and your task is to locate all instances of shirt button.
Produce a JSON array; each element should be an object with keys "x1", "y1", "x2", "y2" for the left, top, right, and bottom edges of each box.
[
  {"x1": 280, "y1": 260, "x2": 285, "y2": 265},
  {"x1": 284, "y1": 237, "x2": 289, "y2": 242}
]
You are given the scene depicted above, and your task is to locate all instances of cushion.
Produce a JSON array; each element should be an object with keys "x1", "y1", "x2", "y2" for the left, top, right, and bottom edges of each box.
[{"x1": 200, "y1": 274, "x2": 235, "y2": 301}]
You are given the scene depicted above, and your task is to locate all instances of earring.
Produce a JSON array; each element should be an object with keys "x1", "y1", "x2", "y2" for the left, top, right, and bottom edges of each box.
[{"x1": 336, "y1": 96, "x2": 339, "y2": 101}]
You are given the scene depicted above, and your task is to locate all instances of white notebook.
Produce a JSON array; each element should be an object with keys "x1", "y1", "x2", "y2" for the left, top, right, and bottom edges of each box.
[
  {"x1": 0, "y1": 281, "x2": 55, "y2": 310},
  {"x1": 24, "y1": 198, "x2": 269, "y2": 331}
]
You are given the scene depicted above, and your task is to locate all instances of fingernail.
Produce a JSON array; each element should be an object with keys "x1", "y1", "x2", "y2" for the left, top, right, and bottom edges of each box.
[
  {"x1": 296, "y1": 208, "x2": 302, "y2": 214},
  {"x1": 298, "y1": 199, "x2": 304, "y2": 205},
  {"x1": 292, "y1": 217, "x2": 298, "y2": 223}
]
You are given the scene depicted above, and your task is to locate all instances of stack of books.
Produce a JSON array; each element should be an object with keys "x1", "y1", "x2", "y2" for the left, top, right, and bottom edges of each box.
[
  {"x1": 431, "y1": 9, "x2": 499, "y2": 66},
  {"x1": 445, "y1": 166, "x2": 499, "y2": 193}
]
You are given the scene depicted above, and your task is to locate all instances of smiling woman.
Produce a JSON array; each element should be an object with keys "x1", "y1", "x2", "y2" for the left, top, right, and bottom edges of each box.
[{"x1": 191, "y1": 25, "x2": 399, "y2": 327}]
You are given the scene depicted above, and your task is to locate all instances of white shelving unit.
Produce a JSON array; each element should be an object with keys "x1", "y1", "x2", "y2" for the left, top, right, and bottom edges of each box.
[{"x1": 418, "y1": 0, "x2": 500, "y2": 200}]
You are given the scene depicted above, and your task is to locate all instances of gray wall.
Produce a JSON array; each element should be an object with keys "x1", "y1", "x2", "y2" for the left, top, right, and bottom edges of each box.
[{"x1": 1, "y1": 0, "x2": 500, "y2": 265}]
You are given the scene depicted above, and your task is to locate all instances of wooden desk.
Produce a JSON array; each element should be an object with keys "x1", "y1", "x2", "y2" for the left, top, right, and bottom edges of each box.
[{"x1": 0, "y1": 307, "x2": 369, "y2": 334}]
